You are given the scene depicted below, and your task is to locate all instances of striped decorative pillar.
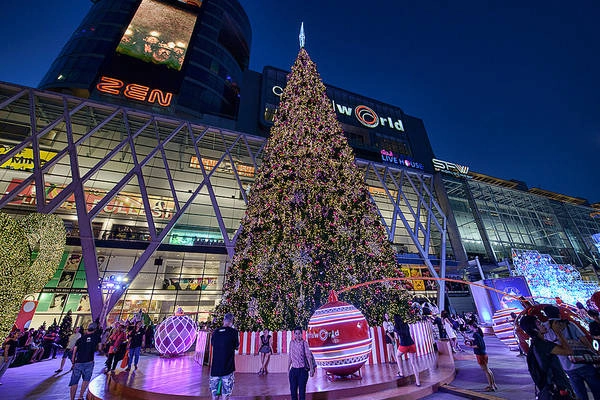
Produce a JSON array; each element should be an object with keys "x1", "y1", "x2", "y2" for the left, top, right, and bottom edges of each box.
[{"x1": 235, "y1": 322, "x2": 434, "y2": 361}]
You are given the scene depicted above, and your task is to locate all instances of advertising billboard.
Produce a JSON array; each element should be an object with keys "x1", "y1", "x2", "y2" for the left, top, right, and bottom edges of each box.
[
  {"x1": 257, "y1": 66, "x2": 441, "y2": 171},
  {"x1": 483, "y1": 276, "x2": 532, "y2": 312},
  {"x1": 0, "y1": 144, "x2": 57, "y2": 172},
  {"x1": 7, "y1": 179, "x2": 175, "y2": 220},
  {"x1": 116, "y1": 0, "x2": 198, "y2": 71}
]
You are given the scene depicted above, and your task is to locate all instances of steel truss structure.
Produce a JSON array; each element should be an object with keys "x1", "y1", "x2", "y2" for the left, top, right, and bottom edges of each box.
[{"x1": 0, "y1": 82, "x2": 449, "y2": 320}]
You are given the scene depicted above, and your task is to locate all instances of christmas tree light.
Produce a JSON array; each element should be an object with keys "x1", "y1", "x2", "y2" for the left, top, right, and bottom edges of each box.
[
  {"x1": 213, "y1": 48, "x2": 413, "y2": 331},
  {"x1": 0, "y1": 213, "x2": 66, "y2": 339}
]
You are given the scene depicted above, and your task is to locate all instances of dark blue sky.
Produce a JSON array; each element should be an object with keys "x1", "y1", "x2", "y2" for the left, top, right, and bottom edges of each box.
[{"x1": 1, "y1": 1, "x2": 599, "y2": 202}]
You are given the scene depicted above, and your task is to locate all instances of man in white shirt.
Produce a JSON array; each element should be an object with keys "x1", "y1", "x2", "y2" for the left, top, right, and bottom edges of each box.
[{"x1": 55, "y1": 326, "x2": 81, "y2": 373}]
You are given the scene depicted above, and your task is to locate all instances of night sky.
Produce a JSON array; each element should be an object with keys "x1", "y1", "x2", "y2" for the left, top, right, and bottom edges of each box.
[{"x1": 1, "y1": 1, "x2": 599, "y2": 203}]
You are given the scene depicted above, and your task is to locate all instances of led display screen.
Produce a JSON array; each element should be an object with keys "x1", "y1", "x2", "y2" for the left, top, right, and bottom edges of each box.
[
  {"x1": 116, "y1": 0, "x2": 198, "y2": 71},
  {"x1": 483, "y1": 276, "x2": 532, "y2": 312}
]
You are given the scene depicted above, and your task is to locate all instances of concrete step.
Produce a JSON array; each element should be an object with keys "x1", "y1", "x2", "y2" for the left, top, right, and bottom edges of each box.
[{"x1": 439, "y1": 384, "x2": 504, "y2": 400}]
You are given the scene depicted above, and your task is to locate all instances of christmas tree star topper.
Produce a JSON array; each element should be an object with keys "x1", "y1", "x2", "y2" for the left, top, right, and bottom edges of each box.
[{"x1": 299, "y1": 22, "x2": 305, "y2": 48}]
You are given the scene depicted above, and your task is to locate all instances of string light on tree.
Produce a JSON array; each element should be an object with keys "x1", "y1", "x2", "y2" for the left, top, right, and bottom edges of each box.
[{"x1": 213, "y1": 27, "x2": 413, "y2": 331}]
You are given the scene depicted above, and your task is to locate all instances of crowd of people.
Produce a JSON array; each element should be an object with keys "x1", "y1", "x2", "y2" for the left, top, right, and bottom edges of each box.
[
  {"x1": 519, "y1": 304, "x2": 600, "y2": 400},
  {"x1": 0, "y1": 313, "x2": 156, "y2": 399},
  {"x1": 0, "y1": 323, "x2": 74, "y2": 374},
  {"x1": 100, "y1": 319, "x2": 154, "y2": 373},
  {"x1": 3, "y1": 299, "x2": 599, "y2": 399}
]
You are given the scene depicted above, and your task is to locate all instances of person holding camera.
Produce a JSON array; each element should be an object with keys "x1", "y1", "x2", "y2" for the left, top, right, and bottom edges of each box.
[
  {"x1": 520, "y1": 313, "x2": 574, "y2": 398},
  {"x1": 543, "y1": 305, "x2": 600, "y2": 400},
  {"x1": 463, "y1": 320, "x2": 497, "y2": 392}
]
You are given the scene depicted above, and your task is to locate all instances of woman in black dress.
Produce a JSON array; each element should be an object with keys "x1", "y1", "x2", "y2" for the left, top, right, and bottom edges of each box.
[{"x1": 258, "y1": 328, "x2": 272, "y2": 375}]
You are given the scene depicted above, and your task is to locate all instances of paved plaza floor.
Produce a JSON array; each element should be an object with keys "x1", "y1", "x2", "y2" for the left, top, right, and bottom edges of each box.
[{"x1": 0, "y1": 335, "x2": 537, "y2": 400}]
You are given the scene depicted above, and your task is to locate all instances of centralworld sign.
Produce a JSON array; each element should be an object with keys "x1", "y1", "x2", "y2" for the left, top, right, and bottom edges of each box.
[{"x1": 271, "y1": 85, "x2": 404, "y2": 132}]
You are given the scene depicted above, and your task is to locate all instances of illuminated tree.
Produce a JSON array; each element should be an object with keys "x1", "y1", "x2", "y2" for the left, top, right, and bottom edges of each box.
[
  {"x1": 0, "y1": 213, "x2": 66, "y2": 339},
  {"x1": 214, "y1": 48, "x2": 412, "y2": 331}
]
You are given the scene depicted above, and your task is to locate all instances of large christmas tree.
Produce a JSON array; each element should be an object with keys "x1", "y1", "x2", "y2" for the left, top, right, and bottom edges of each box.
[{"x1": 214, "y1": 46, "x2": 412, "y2": 331}]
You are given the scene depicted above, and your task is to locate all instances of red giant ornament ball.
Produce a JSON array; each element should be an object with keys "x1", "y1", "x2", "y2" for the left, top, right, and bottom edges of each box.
[{"x1": 307, "y1": 290, "x2": 372, "y2": 376}]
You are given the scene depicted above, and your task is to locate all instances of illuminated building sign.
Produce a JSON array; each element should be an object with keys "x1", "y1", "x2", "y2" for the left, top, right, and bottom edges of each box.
[
  {"x1": 116, "y1": 0, "x2": 198, "y2": 71},
  {"x1": 189, "y1": 156, "x2": 255, "y2": 178},
  {"x1": 7, "y1": 179, "x2": 174, "y2": 220},
  {"x1": 96, "y1": 76, "x2": 173, "y2": 106},
  {"x1": 381, "y1": 149, "x2": 424, "y2": 170},
  {"x1": 0, "y1": 145, "x2": 57, "y2": 171},
  {"x1": 271, "y1": 85, "x2": 404, "y2": 132},
  {"x1": 432, "y1": 158, "x2": 470, "y2": 177},
  {"x1": 368, "y1": 186, "x2": 398, "y2": 199}
]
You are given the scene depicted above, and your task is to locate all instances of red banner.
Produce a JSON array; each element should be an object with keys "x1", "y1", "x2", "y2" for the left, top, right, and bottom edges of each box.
[{"x1": 14, "y1": 300, "x2": 38, "y2": 331}]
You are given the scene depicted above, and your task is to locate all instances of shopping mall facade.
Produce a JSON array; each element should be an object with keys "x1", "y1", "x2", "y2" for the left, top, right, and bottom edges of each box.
[{"x1": 1, "y1": 0, "x2": 599, "y2": 328}]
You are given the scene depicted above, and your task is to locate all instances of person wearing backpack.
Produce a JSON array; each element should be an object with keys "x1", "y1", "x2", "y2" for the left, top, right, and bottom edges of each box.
[
  {"x1": 543, "y1": 305, "x2": 600, "y2": 400},
  {"x1": 519, "y1": 314, "x2": 575, "y2": 400}
]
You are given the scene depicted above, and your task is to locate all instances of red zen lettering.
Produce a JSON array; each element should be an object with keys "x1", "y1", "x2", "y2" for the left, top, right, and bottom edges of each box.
[
  {"x1": 123, "y1": 84, "x2": 149, "y2": 102},
  {"x1": 96, "y1": 76, "x2": 173, "y2": 107},
  {"x1": 96, "y1": 76, "x2": 123, "y2": 95},
  {"x1": 147, "y1": 89, "x2": 173, "y2": 107}
]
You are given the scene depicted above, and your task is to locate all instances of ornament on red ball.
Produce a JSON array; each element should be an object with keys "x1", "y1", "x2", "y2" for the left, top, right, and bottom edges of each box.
[
  {"x1": 155, "y1": 314, "x2": 197, "y2": 356},
  {"x1": 307, "y1": 290, "x2": 372, "y2": 376}
]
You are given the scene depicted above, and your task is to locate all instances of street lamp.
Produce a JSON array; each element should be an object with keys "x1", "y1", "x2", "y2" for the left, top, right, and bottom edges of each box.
[{"x1": 98, "y1": 275, "x2": 129, "y2": 328}]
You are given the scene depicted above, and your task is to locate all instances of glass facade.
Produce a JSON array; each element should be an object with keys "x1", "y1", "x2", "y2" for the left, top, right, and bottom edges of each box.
[
  {"x1": 39, "y1": 0, "x2": 140, "y2": 96},
  {"x1": 442, "y1": 174, "x2": 600, "y2": 280},
  {"x1": 0, "y1": 82, "x2": 448, "y2": 326},
  {"x1": 176, "y1": 0, "x2": 250, "y2": 119}
]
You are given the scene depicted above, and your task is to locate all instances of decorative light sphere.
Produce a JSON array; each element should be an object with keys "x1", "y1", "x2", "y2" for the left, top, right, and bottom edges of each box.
[
  {"x1": 155, "y1": 315, "x2": 197, "y2": 356},
  {"x1": 307, "y1": 290, "x2": 371, "y2": 376}
]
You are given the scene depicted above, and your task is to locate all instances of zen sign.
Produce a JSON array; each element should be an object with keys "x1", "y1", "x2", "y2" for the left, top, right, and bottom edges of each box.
[{"x1": 96, "y1": 76, "x2": 173, "y2": 107}]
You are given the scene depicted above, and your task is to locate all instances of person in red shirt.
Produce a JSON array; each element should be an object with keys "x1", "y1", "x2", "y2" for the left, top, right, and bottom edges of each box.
[{"x1": 104, "y1": 323, "x2": 126, "y2": 372}]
